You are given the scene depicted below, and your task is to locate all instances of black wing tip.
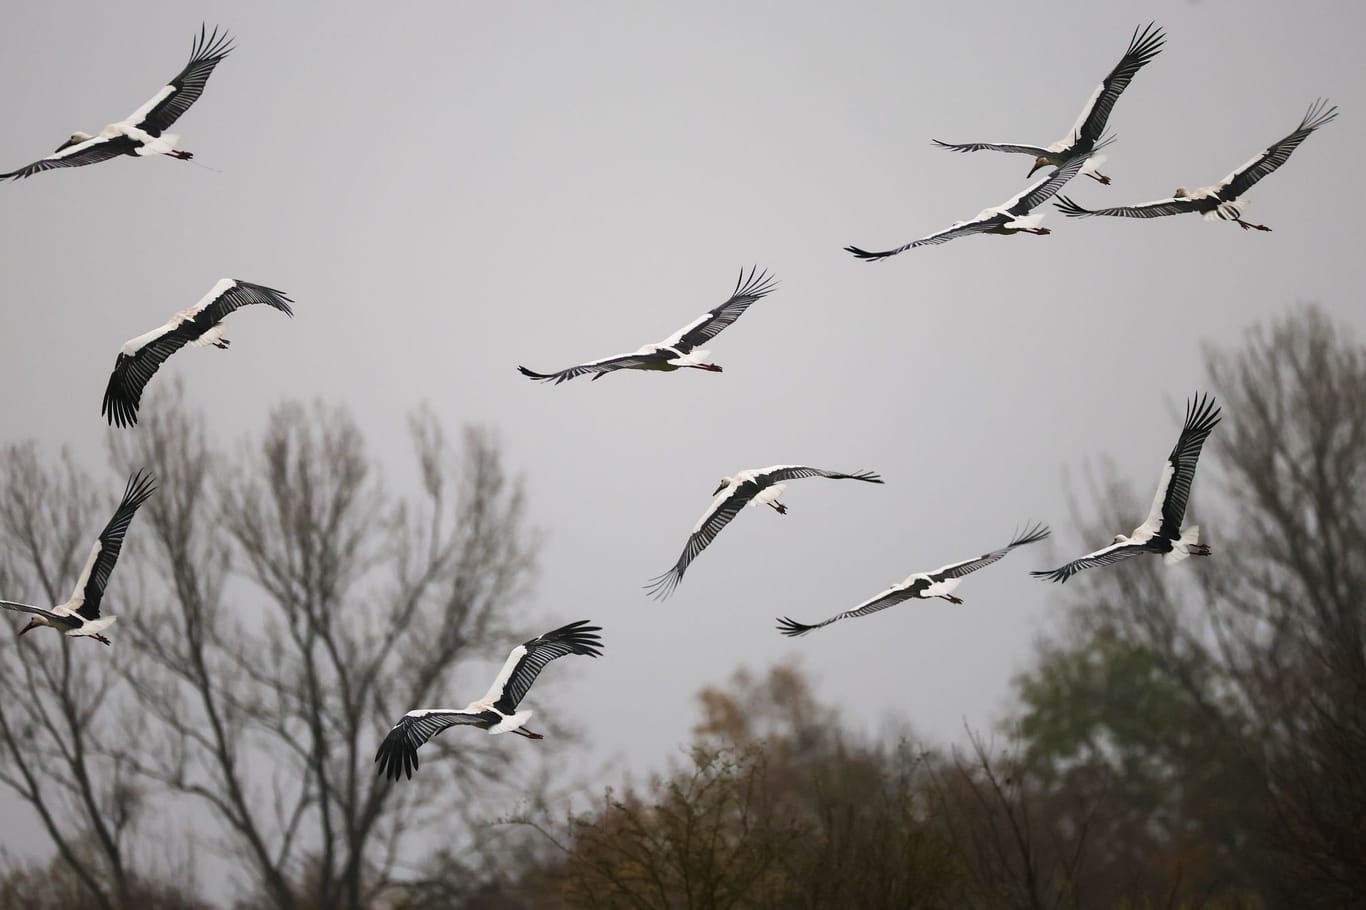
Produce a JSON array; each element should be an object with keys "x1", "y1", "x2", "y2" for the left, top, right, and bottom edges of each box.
[
  {"x1": 844, "y1": 245, "x2": 894, "y2": 262},
  {"x1": 1183, "y1": 392, "x2": 1223, "y2": 432},
  {"x1": 123, "y1": 468, "x2": 158, "y2": 506},
  {"x1": 374, "y1": 735, "x2": 416, "y2": 781},
  {"x1": 733, "y1": 265, "x2": 779, "y2": 300},
  {"x1": 1010, "y1": 522, "x2": 1052, "y2": 548},
  {"x1": 103, "y1": 410, "x2": 138, "y2": 428},
  {"x1": 776, "y1": 617, "x2": 815, "y2": 638},
  {"x1": 931, "y1": 139, "x2": 971, "y2": 152},
  {"x1": 102, "y1": 391, "x2": 139, "y2": 428},
  {"x1": 1053, "y1": 195, "x2": 1092, "y2": 217},
  {"x1": 101, "y1": 352, "x2": 143, "y2": 429},
  {"x1": 191, "y1": 24, "x2": 236, "y2": 63},
  {"x1": 517, "y1": 365, "x2": 557, "y2": 382},
  {"x1": 1126, "y1": 21, "x2": 1166, "y2": 59},
  {"x1": 1300, "y1": 98, "x2": 1339, "y2": 132},
  {"x1": 848, "y1": 470, "x2": 884, "y2": 484},
  {"x1": 1029, "y1": 568, "x2": 1068, "y2": 584},
  {"x1": 538, "y1": 619, "x2": 605, "y2": 657},
  {"x1": 224, "y1": 279, "x2": 295, "y2": 317},
  {"x1": 644, "y1": 568, "x2": 682, "y2": 600}
]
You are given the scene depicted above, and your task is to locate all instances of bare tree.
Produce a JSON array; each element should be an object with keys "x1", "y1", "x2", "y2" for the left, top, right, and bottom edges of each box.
[
  {"x1": 1200, "y1": 305, "x2": 1366, "y2": 903},
  {"x1": 0, "y1": 445, "x2": 153, "y2": 910},
  {"x1": 924, "y1": 733, "x2": 1066, "y2": 910},
  {"x1": 0, "y1": 850, "x2": 209, "y2": 910},
  {"x1": 0, "y1": 384, "x2": 546, "y2": 910},
  {"x1": 1014, "y1": 304, "x2": 1366, "y2": 907},
  {"x1": 99, "y1": 387, "x2": 543, "y2": 910}
]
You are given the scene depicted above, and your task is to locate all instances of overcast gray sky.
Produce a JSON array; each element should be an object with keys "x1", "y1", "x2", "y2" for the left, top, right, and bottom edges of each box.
[{"x1": 1, "y1": 0, "x2": 1363, "y2": 893}]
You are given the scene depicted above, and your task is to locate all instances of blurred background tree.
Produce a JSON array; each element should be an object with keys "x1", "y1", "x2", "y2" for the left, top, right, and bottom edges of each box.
[
  {"x1": 0, "y1": 385, "x2": 548, "y2": 910},
  {"x1": 1, "y1": 305, "x2": 1363, "y2": 909},
  {"x1": 1007, "y1": 303, "x2": 1366, "y2": 908},
  {"x1": 506, "y1": 663, "x2": 960, "y2": 910},
  {"x1": 493, "y1": 304, "x2": 1365, "y2": 910}
]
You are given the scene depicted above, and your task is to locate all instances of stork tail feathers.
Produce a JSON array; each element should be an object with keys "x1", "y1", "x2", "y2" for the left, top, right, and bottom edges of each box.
[
  {"x1": 71, "y1": 616, "x2": 118, "y2": 638},
  {"x1": 1165, "y1": 526, "x2": 1208, "y2": 563},
  {"x1": 489, "y1": 709, "x2": 534, "y2": 735}
]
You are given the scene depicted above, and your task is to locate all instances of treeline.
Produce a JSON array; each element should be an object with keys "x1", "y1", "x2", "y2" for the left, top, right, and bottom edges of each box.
[
  {"x1": 0, "y1": 305, "x2": 1362, "y2": 909},
  {"x1": 462, "y1": 306, "x2": 1366, "y2": 910}
]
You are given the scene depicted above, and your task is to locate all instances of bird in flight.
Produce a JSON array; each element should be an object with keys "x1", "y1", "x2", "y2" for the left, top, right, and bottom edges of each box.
[
  {"x1": 2, "y1": 25, "x2": 233, "y2": 181},
  {"x1": 1054, "y1": 100, "x2": 1337, "y2": 232},
  {"x1": 1, "y1": 470, "x2": 156, "y2": 645},
  {"x1": 517, "y1": 267, "x2": 776, "y2": 383},
  {"x1": 101, "y1": 278, "x2": 294, "y2": 428},
  {"x1": 1032, "y1": 394, "x2": 1221, "y2": 584},
  {"x1": 777, "y1": 523, "x2": 1050, "y2": 637},
  {"x1": 934, "y1": 22, "x2": 1165, "y2": 185},
  {"x1": 375, "y1": 621, "x2": 604, "y2": 780},
  {"x1": 846, "y1": 149, "x2": 1097, "y2": 261},
  {"x1": 646, "y1": 466, "x2": 884, "y2": 600}
]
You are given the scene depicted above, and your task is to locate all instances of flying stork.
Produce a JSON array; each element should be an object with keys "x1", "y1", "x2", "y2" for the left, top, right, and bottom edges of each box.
[
  {"x1": 375, "y1": 621, "x2": 603, "y2": 780},
  {"x1": 845, "y1": 148, "x2": 1098, "y2": 261},
  {"x1": 934, "y1": 22, "x2": 1165, "y2": 185},
  {"x1": 1054, "y1": 100, "x2": 1337, "y2": 232},
  {"x1": 101, "y1": 279, "x2": 294, "y2": 428},
  {"x1": 0, "y1": 470, "x2": 156, "y2": 645},
  {"x1": 646, "y1": 466, "x2": 884, "y2": 600},
  {"x1": 2, "y1": 25, "x2": 233, "y2": 181},
  {"x1": 777, "y1": 523, "x2": 1050, "y2": 637},
  {"x1": 517, "y1": 267, "x2": 776, "y2": 383},
  {"x1": 1032, "y1": 394, "x2": 1220, "y2": 584}
]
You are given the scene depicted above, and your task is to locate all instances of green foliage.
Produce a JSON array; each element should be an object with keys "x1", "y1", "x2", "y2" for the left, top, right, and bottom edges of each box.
[{"x1": 1007, "y1": 304, "x2": 1366, "y2": 908}]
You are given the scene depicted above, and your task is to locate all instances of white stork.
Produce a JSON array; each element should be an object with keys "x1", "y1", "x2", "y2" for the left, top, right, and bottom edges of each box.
[
  {"x1": 934, "y1": 23, "x2": 1165, "y2": 185},
  {"x1": 1054, "y1": 100, "x2": 1337, "y2": 232},
  {"x1": 646, "y1": 466, "x2": 884, "y2": 600},
  {"x1": 2, "y1": 25, "x2": 233, "y2": 181},
  {"x1": 846, "y1": 148, "x2": 1099, "y2": 261},
  {"x1": 517, "y1": 267, "x2": 776, "y2": 383},
  {"x1": 1032, "y1": 393, "x2": 1221, "y2": 584},
  {"x1": 777, "y1": 523, "x2": 1050, "y2": 637},
  {"x1": 1, "y1": 470, "x2": 156, "y2": 645},
  {"x1": 101, "y1": 279, "x2": 294, "y2": 428},
  {"x1": 375, "y1": 621, "x2": 603, "y2": 780}
]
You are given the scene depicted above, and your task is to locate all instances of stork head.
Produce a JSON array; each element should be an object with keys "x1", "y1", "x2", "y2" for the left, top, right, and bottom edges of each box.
[
  {"x1": 55, "y1": 131, "x2": 94, "y2": 152},
  {"x1": 1173, "y1": 186, "x2": 1190, "y2": 199},
  {"x1": 712, "y1": 478, "x2": 733, "y2": 496},
  {"x1": 1112, "y1": 534, "x2": 1130, "y2": 545},
  {"x1": 17, "y1": 618, "x2": 41, "y2": 638},
  {"x1": 1027, "y1": 156, "x2": 1052, "y2": 178}
]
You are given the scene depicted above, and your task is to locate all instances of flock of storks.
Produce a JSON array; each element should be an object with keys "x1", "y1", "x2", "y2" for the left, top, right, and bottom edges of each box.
[{"x1": 0, "y1": 21, "x2": 1336, "y2": 781}]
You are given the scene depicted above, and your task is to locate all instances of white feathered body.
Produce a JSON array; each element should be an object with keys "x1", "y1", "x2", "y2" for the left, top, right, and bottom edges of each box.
[
  {"x1": 463, "y1": 698, "x2": 533, "y2": 735},
  {"x1": 1164, "y1": 525, "x2": 1203, "y2": 564},
  {"x1": 98, "y1": 121, "x2": 181, "y2": 156},
  {"x1": 750, "y1": 482, "x2": 787, "y2": 509}
]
